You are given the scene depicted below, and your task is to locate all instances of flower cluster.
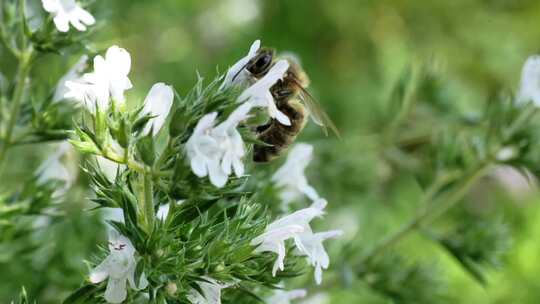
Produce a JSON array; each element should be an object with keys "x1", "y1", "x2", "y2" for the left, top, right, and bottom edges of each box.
[
  {"x1": 60, "y1": 38, "x2": 341, "y2": 303},
  {"x1": 186, "y1": 40, "x2": 292, "y2": 187}
]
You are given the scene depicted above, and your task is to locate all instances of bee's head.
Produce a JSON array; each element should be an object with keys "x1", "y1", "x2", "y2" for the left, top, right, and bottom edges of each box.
[{"x1": 247, "y1": 48, "x2": 275, "y2": 78}]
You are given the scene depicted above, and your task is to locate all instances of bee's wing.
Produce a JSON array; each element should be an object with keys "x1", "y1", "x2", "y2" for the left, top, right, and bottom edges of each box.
[{"x1": 296, "y1": 84, "x2": 341, "y2": 137}]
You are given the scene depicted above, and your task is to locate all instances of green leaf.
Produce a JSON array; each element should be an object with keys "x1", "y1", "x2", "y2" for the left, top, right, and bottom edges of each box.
[
  {"x1": 62, "y1": 285, "x2": 100, "y2": 304},
  {"x1": 136, "y1": 133, "x2": 156, "y2": 166}
]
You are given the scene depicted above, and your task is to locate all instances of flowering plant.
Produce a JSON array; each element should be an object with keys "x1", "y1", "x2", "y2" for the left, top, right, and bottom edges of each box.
[{"x1": 3, "y1": 1, "x2": 540, "y2": 304}]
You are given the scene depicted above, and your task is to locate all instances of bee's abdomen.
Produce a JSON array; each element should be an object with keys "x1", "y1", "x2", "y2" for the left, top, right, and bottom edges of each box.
[{"x1": 253, "y1": 99, "x2": 307, "y2": 162}]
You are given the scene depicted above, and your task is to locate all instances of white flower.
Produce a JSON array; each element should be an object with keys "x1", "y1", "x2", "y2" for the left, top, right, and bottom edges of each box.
[
  {"x1": 186, "y1": 105, "x2": 250, "y2": 187},
  {"x1": 267, "y1": 289, "x2": 307, "y2": 304},
  {"x1": 213, "y1": 103, "x2": 251, "y2": 177},
  {"x1": 186, "y1": 112, "x2": 225, "y2": 186},
  {"x1": 187, "y1": 277, "x2": 231, "y2": 304},
  {"x1": 219, "y1": 39, "x2": 261, "y2": 90},
  {"x1": 237, "y1": 59, "x2": 291, "y2": 125},
  {"x1": 251, "y1": 201, "x2": 324, "y2": 275},
  {"x1": 140, "y1": 83, "x2": 174, "y2": 136},
  {"x1": 272, "y1": 143, "x2": 319, "y2": 205},
  {"x1": 36, "y1": 142, "x2": 74, "y2": 196},
  {"x1": 156, "y1": 203, "x2": 170, "y2": 221},
  {"x1": 252, "y1": 199, "x2": 342, "y2": 284},
  {"x1": 295, "y1": 228, "x2": 343, "y2": 284},
  {"x1": 41, "y1": 0, "x2": 95, "y2": 32},
  {"x1": 293, "y1": 199, "x2": 342, "y2": 285},
  {"x1": 518, "y1": 55, "x2": 540, "y2": 106},
  {"x1": 89, "y1": 231, "x2": 148, "y2": 304},
  {"x1": 101, "y1": 208, "x2": 124, "y2": 223},
  {"x1": 54, "y1": 55, "x2": 88, "y2": 102},
  {"x1": 65, "y1": 46, "x2": 132, "y2": 112}
]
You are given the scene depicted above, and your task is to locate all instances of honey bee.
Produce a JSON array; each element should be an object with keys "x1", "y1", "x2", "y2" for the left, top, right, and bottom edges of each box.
[{"x1": 234, "y1": 47, "x2": 339, "y2": 162}]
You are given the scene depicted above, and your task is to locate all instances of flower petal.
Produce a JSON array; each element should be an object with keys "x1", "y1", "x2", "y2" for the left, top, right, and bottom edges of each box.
[
  {"x1": 89, "y1": 258, "x2": 110, "y2": 283},
  {"x1": 104, "y1": 278, "x2": 128, "y2": 304},
  {"x1": 141, "y1": 83, "x2": 174, "y2": 136},
  {"x1": 53, "y1": 14, "x2": 70, "y2": 32}
]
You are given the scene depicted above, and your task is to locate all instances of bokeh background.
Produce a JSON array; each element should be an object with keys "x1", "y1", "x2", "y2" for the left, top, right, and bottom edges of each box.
[{"x1": 3, "y1": 0, "x2": 540, "y2": 303}]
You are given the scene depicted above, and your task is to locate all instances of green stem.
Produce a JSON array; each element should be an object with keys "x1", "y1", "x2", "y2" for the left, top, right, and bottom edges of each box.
[
  {"x1": 0, "y1": 48, "x2": 33, "y2": 173},
  {"x1": 143, "y1": 172, "x2": 154, "y2": 230},
  {"x1": 361, "y1": 164, "x2": 489, "y2": 263}
]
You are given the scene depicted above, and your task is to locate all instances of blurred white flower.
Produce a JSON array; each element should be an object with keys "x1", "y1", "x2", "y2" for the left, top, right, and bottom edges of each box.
[
  {"x1": 220, "y1": 39, "x2": 260, "y2": 89},
  {"x1": 89, "y1": 231, "x2": 148, "y2": 304},
  {"x1": 187, "y1": 277, "x2": 231, "y2": 304},
  {"x1": 186, "y1": 105, "x2": 250, "y2": 187},
  {"x1": 272, "y1": 143, "x2": 319, "y2": 206},
  {"x1": 157, "y1": 203, "x2": 170, "y2": 221},
  {"x1": 140, "y1": 83, "x2": 174, "y2": 136},
  {"x1": 492, "y1": 165, "x2": 536, "y2": 200},
  {"x1": 518, "y1": 55, "x2": 540, "y2": 106},
  {"x1": 237, "y1": 59, "x2": 291, "y2": 125},
  {"x1": 252, "y1": 199, "x2": 342, "y2": 283},
  {"x1": 54, "y1": 55, "x2": 88, "y2": 102},
  {"x1": 65, "y1": 46, "x2": 133, "y2": 112},
  {"x1": 101, "y1": 208, "x2": 124, "y2": 223},
  {"x1": 96, "y1": 156, "x2": 122, "y2": 182},
  {"x1": 41, "y1": 0, "x2": 95, "y2": 32},
  {"x1": 267, "y1": 289, "x2": 307, "y2": 304},
  {"x1": 496, "y1": 146, "x2": 517, "y2": 162},
  {"x1": 36, "y1": 142, "x2": 74, "y2": 197},
  {"x1": 299, "y1": 293, "x2": 330, "y2": 304}
]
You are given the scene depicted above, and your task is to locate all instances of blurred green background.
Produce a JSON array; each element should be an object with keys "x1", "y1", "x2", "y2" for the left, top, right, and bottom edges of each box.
[{"x1": 3, "y1": 0, "x2": 540, "y2": 302}]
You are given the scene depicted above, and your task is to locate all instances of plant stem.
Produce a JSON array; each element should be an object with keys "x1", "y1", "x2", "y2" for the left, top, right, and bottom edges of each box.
[
  {"x1": 143, "y1": 172, "x2": 154, "y2": 230},
  {"x1": 0, "y1": 48, "x2": 33, "y2": 173},
  {"x1": 361, "y1": 164, "x2": 490, "y2": 263}
]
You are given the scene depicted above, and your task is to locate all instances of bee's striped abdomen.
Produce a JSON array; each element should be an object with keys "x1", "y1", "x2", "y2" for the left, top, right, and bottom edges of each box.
[{"x1": 253, "y1": 99, "x2": 307, "y2": 162}]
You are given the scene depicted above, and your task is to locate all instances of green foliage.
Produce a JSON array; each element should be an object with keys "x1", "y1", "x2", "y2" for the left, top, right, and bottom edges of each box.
[{"x1": 3, "y1": 0, "x2": 540, "y2": 303}]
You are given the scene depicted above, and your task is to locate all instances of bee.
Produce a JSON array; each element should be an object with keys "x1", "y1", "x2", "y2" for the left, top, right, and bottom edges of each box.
[{"x1": 234, "y1": 47, "x2": 339, "y2": 162}]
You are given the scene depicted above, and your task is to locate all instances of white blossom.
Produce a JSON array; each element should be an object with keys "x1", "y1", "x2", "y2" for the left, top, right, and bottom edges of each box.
[
  {"x1": 251, "y1": 199, "x2": 342, "y2": 283},
  {"x1": 140, "y1": 83, "x2": 174, "y2": 136},
  {"x1": 186, "y1": 104, "x2": 250, "y2": 187},
  {"x1": 36, "y1": 142, "x2": 74, "y2": 196},
  {"x1": 54, "y1": 55, "x2": 88, "y2": 102},
  {"x1": 219, "y1": 39, "x2": 261, "y2": 89},
  {"x1": 294, "y1": 199, "x2": 342, "y2": 285},
  {"x1": 251, "y1": 201, "x2": 325, "y2": 275},
  {"x1": 518, "y1": 55, "x2": 540, "y2": 106},
  {"x1": 237, "y1": 59, "x2": 291, "y2": 125},
  {"x1": 89, "y1": 231, "x2": 148, "y2": 304},
  {"x1": 41, "y1": 0, "x2": 95, "y2": 32},
  {"x1": 272, "y1": 143, "x2": 319, "y2": 205},
  {"x1": 187, "y1": 277, "x2": 231, "y2": 304},
  {"x1": 267, "y1": 289, "x2": 307, "y2": 304},
  {"x1": 185, "y1": 112, "x2": 224, "y2": 186},
  {"x1": 65, "y1": 46, "x2": 132, "y2": 112}
]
